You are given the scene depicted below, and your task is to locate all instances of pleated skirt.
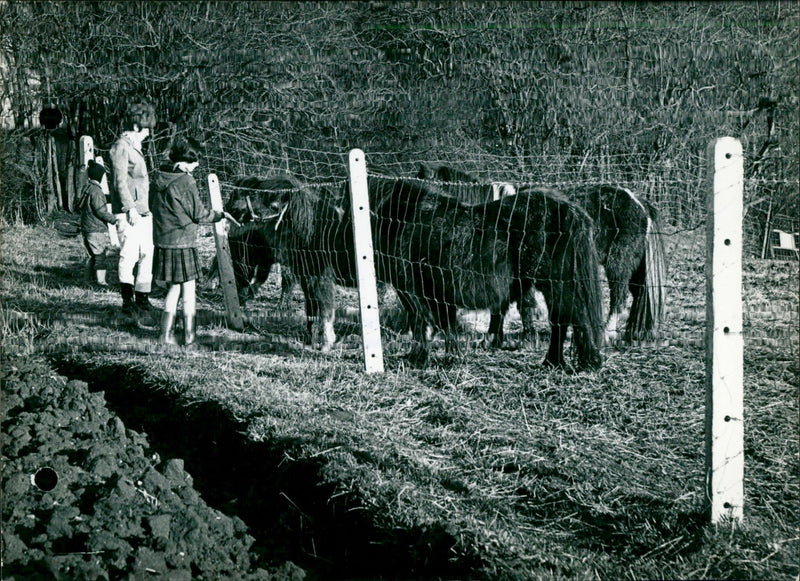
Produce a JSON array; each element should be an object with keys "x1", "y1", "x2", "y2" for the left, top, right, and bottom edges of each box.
[{"x1": 153, "y1": 247, "x2": 202, "y2": 284}]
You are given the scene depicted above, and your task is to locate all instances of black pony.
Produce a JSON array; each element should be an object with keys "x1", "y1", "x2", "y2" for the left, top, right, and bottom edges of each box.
[
  {"x1": 370, "y1": 177, "x2": 605, "y2": 369},
  {"x1": 225, "y1": 173, "x2": 604, "y2": 369},
  {"x1": 415, "y1": 164, "x2": 538, "y2": 346},
  {"x1": 220, "y1": 222, "x2": 296, "y2": 307},
  {"x1": 224, "y1": 173, "x2": 353, "y2": 351},
  {"x1": 422, "y1": 165, "x2": 667, "y2": 343},
  {"x1": 564, "y1": 185, "x2": 667, "y2": 342}
]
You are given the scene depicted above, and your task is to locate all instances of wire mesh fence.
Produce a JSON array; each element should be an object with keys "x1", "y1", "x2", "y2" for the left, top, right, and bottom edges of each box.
[{"x1": 95, "y1": 137, "x2": 794, "y2": 363}]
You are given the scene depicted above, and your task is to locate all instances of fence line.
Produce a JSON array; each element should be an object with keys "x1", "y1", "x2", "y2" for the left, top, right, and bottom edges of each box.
[{"x1": 74, "y1": 134, "x2": 799, "y2": 527}]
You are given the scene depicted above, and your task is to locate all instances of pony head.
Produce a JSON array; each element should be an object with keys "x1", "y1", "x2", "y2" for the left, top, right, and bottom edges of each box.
[{"x1": 226, "y1": 174, "x2": 303, "y2": 225}]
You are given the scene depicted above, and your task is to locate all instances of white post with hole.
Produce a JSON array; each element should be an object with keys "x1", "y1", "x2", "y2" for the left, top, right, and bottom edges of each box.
[
  {"x1": 78, "y1": 135, "x2": 94, "y2": 168},
  {"x1": 348, "y1": 149, "x2": 384, "y2": 373},
  {"x1": 705, "y1": 137, "x2": 744, "y2": 526}
]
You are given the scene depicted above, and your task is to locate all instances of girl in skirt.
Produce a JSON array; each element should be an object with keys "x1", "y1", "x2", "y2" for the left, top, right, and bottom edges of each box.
[{"x1": 151, "y1": 136, "x2": 230, "y2": 346}]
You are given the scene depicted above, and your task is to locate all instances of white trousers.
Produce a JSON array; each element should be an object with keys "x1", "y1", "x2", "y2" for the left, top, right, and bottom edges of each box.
[{"x1": 116, "y1": 213, "x2": 153, "y2": 293}]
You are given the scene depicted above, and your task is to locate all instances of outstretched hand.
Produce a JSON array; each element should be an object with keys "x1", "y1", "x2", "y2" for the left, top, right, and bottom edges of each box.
[{"x1": 222, "y1": 211, "x2": 241, "y2": 227}]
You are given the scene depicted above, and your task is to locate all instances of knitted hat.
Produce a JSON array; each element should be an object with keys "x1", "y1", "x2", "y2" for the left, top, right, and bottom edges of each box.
[
  {"x1": 169, "y1": 136, "x2": 202, "y2": 164},
  {"x1": 87, "y1": 158, "x2": 107, "y2": 182}
]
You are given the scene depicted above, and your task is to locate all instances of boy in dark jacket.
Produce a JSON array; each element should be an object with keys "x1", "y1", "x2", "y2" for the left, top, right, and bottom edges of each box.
[
  {"x1": 151, "y1": 136, "x2": 230, "y2": 346},
  {"x1": 78, "y1": 158, "x2": 118, "y2": 286}
]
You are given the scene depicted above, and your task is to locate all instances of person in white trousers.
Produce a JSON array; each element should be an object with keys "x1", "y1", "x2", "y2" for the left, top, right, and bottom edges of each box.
[{"x1": 109, "y1": 102, "x2": 157, "y2": 327}]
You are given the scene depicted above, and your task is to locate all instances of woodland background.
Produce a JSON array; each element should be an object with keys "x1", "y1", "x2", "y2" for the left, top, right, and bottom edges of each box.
[{"x1": 1, "y1": 1, "x2": 797, "y2": 253}]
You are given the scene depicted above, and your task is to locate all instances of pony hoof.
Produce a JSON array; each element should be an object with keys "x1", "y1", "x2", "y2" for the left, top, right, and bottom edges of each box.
[
  {"x1": 576, "y1": 355, "x2": 602, "y2": 372},
  {"x1": 541, "y1": 358, "x2": 565, "y2": 370},
  {"x1": 404, "y1": 350, "x2": 428, "y2": 367}
]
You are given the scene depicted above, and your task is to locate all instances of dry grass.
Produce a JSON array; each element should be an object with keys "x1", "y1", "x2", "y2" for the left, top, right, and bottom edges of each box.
[{"x1": 2, "y1": 222, "x2": 798, "y2": 580}]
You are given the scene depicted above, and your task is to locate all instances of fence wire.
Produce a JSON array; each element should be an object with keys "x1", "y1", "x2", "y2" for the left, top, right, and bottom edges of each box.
[{"x1": 132, "y1": 142, "x2": 797, "y2": 361}]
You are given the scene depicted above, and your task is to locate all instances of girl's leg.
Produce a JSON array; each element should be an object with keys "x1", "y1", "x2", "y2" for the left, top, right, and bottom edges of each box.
[
  {"x1": 164, "y1": 284, "x2": 182, "y2": 314},
  {"x1": 160, "y1": 284, "x2": 181, "y2": 345},
  {"x1": 181, "y1": 280, "x2": 197, "y2": 345}
]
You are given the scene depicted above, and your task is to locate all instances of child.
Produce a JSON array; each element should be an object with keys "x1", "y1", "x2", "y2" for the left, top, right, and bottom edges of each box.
[
  {"x1": 78, "y1": 158, "x2": 118, "y2": 287},
  {"x1": 151, "y1": 136, "x2": 229, "y2": 346},
  {"x1": 110, "y1": 101, "x2": 157, "y2": 326}
]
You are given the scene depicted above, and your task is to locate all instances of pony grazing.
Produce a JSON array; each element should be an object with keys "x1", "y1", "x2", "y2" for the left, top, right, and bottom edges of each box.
[
  {"x1": 225, "y1": 222, "x2": 296, "y2": 307},
  {"x1": 423, "y1": 165, "x2": 667, "y2": 344},
  {"x1": 564, "y1": 185, "x2": 667, "y2": 342},
  {"x1": 225, "y1": 173, "x2": 354, "y2": 351},
  {"x1": 371, "y1": 177, "x2": 605, "y2": 370}
]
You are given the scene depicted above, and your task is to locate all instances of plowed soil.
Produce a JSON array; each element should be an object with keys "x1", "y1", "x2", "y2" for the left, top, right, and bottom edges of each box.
[{"x1": 1, "y1": 353, "x2": 306, "y2": 581}]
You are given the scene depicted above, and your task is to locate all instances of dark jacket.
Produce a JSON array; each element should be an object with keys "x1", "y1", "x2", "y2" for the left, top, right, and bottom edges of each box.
[
  {"x1": 78, "y1": 180, "x2": 117, "y2": 234},
  {"x1": 151, "y1": 165, "x2": 221, "y2": 248}
]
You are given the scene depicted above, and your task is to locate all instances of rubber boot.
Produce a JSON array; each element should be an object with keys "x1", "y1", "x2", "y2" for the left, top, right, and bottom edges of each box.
[
  {"x1": 120, "y1": 283, "x2": 135, "y2": 320},
  {"x1": 135, "y1": 291, "x2": 157, "y2": 329},
  {"x1": 95, "y1": 269, "x2": 108, "y2": 287},
  {"x1": 183, "y1": 312, "x2": 196, "y2": 346},
  {"x1": 159, "y1": 311, "x2": 178, "y2": 346}
]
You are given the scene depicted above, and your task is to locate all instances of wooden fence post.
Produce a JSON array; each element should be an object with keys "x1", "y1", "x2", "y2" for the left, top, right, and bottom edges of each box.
[
  {"x1": 705, "y1": 137, "x2": 744, "y2": 526},
  {"x1": 208, "y1": 173, "x2": 245, "y2": 332},
  {"x1": 348, "y1": 149, "x2": 384, "y2": 374}
]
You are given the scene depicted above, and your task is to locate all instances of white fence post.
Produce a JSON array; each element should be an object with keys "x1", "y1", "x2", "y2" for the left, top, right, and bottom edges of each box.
[
  {"x1": 208, "y1": 173, "x2": 245, "y2": 332},
  {"x1": 348, "y1": 149, "x2": 384, "y2": 374},
  {"x1": 78, "y1": 135, "x2": 93, "y2": 167},
  {"x1": 705, "y1": 137, "x2": 744, "y2": 526}
]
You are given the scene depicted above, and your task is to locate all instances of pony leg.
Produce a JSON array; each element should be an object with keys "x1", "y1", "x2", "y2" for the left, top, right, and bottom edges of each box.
[
  {"x1": 487, "y1": 298, "x2": 512, "y2": 349},
  {"x1": 439, "y1": 303, "x2": 462, "y2": 357},
  {"x1": 518, "y1": 284, "x2": 543, "y2": 349},
  {"x1": 302, "y1": 276, "x2": 336, "y2": 351},
  {"x1": 543, "y1": 323, "x2": 568, "y2": 369},
  {"x1": 320, "y1": 310, "x2": 336, "y2": 353},
  {"x1": 572, "y1": 326, "x2": 603, "y2": 371},
  {"x1": 279, "y1": 264, "x2": 297, "y2": 310},
  {"x1": 487, "y1": 313, "x2": 504, "y2": 348},
  {"x1": 605, "y1": 275, "x2": 628, "y2": 344},
  {"x1": 396, "y1": 290, "x2": 430, "y2": 365},
  {"x1": 625, "y1": 271, "x2": 650, "y2": 343},
  {"x1": 303, "y1": 293, "x2": 316, "y2": 345}
]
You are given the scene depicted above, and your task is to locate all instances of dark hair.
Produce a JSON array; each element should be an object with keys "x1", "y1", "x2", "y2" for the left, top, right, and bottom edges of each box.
[
  {"x1": 123, "y1": 102, "x2": 156, "y2": 131},
  {"x1": 87, "y1": 159, "x2": 107, "y2": 182},
  {"x1": 169, "y1": 136, "x2": 202, "y2": 164}
]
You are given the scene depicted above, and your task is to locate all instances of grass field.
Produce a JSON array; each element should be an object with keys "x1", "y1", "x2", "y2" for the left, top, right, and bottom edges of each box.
[{"x1": 2, "y1": 220, "x2": 798, "y2": 580}]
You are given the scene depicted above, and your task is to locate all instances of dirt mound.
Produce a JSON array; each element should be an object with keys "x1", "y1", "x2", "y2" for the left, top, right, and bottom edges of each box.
[{"x1": 1, "y1": 353, "x2": 305, "y2": 581}]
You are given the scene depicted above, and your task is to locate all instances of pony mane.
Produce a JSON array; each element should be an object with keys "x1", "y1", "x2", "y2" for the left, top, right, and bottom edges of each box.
[
  {"x1": 281, "y1": 175, "x2": 323, "y2": 245},
  {"x1": 233, "y1": 173, "x2": 325, "y2": 245},
  {"x1": 515, "y1": 184, "x2": 571, "y2": 204}
]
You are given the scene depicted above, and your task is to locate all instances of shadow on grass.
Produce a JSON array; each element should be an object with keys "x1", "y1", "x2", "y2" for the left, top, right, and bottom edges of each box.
[
  {"x1": 50, "y1": 360, "x2": 484, "y2": 580},
  {"x1": 6, "y1": 289, "x2": 339, "y2": 358}
]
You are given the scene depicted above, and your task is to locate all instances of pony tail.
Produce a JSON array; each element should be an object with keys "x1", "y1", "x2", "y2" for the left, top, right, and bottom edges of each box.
[
  {"x1": 567, "y1": 205, "x2": 605, "y2": 363},
  {"x1": 626, "y1": 206, "x2": 667, "y2": 341}
]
